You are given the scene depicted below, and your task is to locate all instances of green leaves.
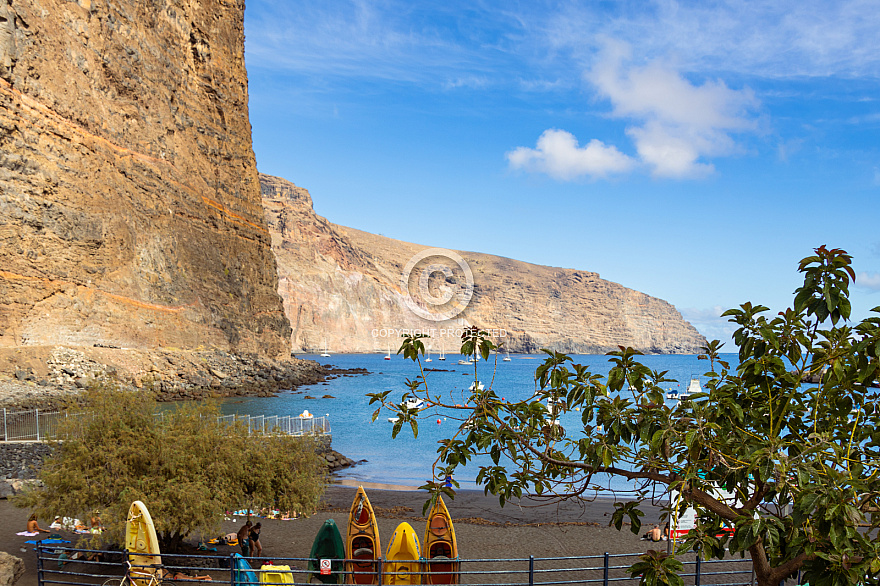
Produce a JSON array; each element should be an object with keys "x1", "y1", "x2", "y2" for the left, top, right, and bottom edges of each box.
[
  {"x1": 628, "y1": 550, "x2": 684, "y2": 586},
  {"x1": 375, "y1": 247, "x2": 880, "y2": 586}
]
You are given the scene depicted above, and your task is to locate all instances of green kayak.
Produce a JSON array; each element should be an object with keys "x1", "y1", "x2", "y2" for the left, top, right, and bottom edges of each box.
[{"x1": 308, "y1": 519, "x2": 346, "y2": 584}]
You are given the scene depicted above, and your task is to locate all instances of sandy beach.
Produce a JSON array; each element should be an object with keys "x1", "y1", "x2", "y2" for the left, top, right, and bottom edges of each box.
[{"x1": 0, "y1": 482, "x2": 755, "y2": 585}]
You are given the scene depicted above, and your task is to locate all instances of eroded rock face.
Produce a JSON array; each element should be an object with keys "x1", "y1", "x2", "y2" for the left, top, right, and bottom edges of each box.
[
  {"x1": 0, "y1": 0, "x2": 289, "y2": 355},
  {"x1": 0, "y1": 552, "x2": 24, "y2": 586},
  {"x1": 261, "y1": 174, "x2": 707, "y2": 355}
]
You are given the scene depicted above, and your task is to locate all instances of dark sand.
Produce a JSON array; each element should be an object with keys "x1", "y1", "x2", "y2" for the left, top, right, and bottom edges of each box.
[{"x1": 1, "y1": 482, "x2": 753, "y2": 585}]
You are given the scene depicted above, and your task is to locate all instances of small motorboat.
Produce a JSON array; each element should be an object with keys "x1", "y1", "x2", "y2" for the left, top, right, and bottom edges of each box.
[{"x1": 404, "y1": 397, "x2": 425, "y2": 411}]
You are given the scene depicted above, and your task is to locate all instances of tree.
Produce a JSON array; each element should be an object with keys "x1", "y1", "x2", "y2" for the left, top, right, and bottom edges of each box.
[
  {"x1": 16, "y1": 385, "x2": 326, "y2": 551},
  {"x1": 370, "y1": 246, "x2": 880, "y2": 586}
]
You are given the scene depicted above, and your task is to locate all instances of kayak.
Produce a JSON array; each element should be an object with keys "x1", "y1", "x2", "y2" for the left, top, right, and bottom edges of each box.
[
  {"x1": 260, "y1": 564, "x2": 295, "y2": 584},
  {"x1": 383, "y1": 522, "x2": 420, "y2": 585},
  {"x1": 309, "y1": 519, "x2": 345, "y2": 584},
  {"x1": 422, "y1": 495, "x2": 459, "y2": 584},
  {"x1": 124, "y1": 501, "x2": 161, "y2": 586},
  {"x1": 347, "y1": 486, "x2": 382, "y2": 585},
  {"x1": 231, "y1": 553, "x2": 258, "y2": 586}
]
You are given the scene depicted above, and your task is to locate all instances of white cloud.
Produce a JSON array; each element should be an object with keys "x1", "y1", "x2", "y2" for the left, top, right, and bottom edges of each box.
[
  {"x1": 587, "y1": 40, "x2": 759, "y2": 178},
  {"x1": 508, "y1": 41, "x2": 760, "y2": 180},
  {"x1": 506, "y1": 129, "x2": 635, "y2": 180},
  {"x1": 857, "y1": 272, "x2": 880, "y2": 291}
]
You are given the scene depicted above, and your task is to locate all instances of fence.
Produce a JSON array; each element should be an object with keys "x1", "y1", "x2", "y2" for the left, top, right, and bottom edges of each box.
[
  {"x1": 0, "y1": 408, "x2": 330, "y2": 442},
  {"x1": 33, "y1": 545, "x2": 759, "y2": 586}
]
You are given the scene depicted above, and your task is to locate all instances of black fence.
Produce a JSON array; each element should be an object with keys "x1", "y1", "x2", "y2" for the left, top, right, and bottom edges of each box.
[{"x1": 34, "y1": 544, "x2": 757, "y2": 586}]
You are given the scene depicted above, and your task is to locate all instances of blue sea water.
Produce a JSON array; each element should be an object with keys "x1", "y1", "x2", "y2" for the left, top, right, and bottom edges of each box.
[{"x1": 218, "y1": 352, "x2": 737, "y2": 492}]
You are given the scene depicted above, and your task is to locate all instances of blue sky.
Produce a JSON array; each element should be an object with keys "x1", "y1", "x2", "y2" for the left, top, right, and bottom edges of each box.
[{"x1": 242, "y1": 0, "x2": 880, "y2": 346}]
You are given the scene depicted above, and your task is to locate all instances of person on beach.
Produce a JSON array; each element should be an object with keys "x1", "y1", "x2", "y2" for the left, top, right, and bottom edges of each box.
[
  {"x1": 237, "y1": 520, "x2": 252, "y2": 557},
  {"x1": 249, "y1": 522, "x2": 262, "y2": 558},
  {"x1": 27, "y1": 513, "x2": 50, "y2": 533},
  {"x1": 648, "y1": 525, "x2": 662, "y2": 542}
]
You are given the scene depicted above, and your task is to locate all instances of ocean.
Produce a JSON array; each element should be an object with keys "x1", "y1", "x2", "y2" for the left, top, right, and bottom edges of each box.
[{"x1": 217, "y1": 352, "x2": 737, "y2": 493}]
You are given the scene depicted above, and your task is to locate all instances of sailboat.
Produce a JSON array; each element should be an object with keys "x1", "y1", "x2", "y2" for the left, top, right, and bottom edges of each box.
[
  {"x1": 438, "y1": 344, "x2": 446, "y2": 361},
  {"x1": 503, "y1": 350, "x2": 511, "y2": 362},
  {"x1": 425, "y1": 348, "x2": 432, "y2": 363},
  {"x1": 384, "y1": 345, "x2": 391, "y2": 361},
  {"x1": 320, "y1": 340, "x2": 331, "y2": 358}
]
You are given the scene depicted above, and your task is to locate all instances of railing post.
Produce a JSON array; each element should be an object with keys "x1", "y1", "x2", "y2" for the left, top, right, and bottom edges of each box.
[
  {"x1": 603, "y1": 552, "x2": 609, "y2": 586},
  {"x1": 2, "y1": 407, "x2": 6, "y2": 441},
  {"x1": 230, "y1": 553, "x2": 235, "y2": 586},
  {"x1": 695, "y1": 555, "x2": 701, "y2": 586},
  {"x1": 36, "y1": 542, "x2": 44, "y2": 586},
  {"x1": 35, "y1": 409, "x2": 40, "y2": 441},
  {"x1": 377, "y1": 557, "x2": 383, "y2": 584}
]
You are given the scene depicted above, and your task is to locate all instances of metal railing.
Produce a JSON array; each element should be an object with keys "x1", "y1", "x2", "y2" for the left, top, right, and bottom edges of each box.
[
  {"x1": 1, "y1": 408, "x2": 330, "y2": 442},
  {"x1": 34, "y1": 544, "x2": 758, "y2": 586}
]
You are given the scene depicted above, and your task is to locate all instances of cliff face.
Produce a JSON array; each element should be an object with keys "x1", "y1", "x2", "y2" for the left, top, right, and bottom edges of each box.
[
  {"x1": 261, "y1": 174, "x2": 707, "y2": 355},
  {"x1": 0, "y1": 0, "x2": 290, "y2": 355}
]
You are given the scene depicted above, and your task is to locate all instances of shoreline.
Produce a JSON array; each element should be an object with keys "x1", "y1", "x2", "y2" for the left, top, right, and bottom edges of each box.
[{"x1": 0, "y1": 345, "x2": 372, "y2": 410}]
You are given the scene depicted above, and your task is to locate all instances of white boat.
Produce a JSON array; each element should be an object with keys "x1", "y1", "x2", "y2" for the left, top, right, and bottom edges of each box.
[
  {"x1": 468, "y1": 381, "x2": 485, "y2": 392},
  {"x1": 438, "y1": 344, "x2": 446, "y2": 361},
  {"x1": 384, "y1": 345, "x2": 391, "y2": 360},
  {"x1": 320, "y1": 341, "x2": 330, "y2": 358},
  {"x1": 425, "y1": 350, "x2": 432, "y2": 363},
  {"x1": 388, "y1": 416, "x2": 399, "y2": 423},
  {"x1": 404, "y1": 397, "x2": 425, "y2": 410},
  {"x1": 503, "y1": 350, "x2": 511, "y2": 362},
  {"x1": 686, "y1": 377, "x2": 703, "y2": 394},
  {"x1": 458, "y1": 359, "x2": 474, "y2": 365}
]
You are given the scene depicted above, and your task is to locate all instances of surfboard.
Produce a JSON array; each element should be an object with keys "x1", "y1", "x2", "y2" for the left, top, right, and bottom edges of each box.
[
  {"x1": 422, "y1": 495, "x2": 459, "y2": 584},
  {"x1": 383, "y1": 522, "x2": 420, "y2": 585},
  {"x1": 346, "y1": 486, "x2": 382, "y2": 585},
  {"x1": 231, "y1": 553, "x2": 259, "y2": 585},
  {"x1": 309, "y1": 519, "x2": 345, "y2": 584},
  {"x1": 124, "y1": 501, "x2": 161, "y2": 586}
]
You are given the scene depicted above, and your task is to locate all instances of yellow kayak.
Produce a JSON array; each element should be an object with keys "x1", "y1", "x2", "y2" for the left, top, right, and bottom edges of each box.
[
  {"x1": 422, "y1": 495, "x2": 459, "y2": 584},
  {"x1": 347, "y1": 486, "x2": 382, "y2": 584},
  {"x1": 383, "y1": 522, "x2": 420, "y2": 585},
  {"x1": 125, "y1": 501, "x2": 161, "y2": 586}
]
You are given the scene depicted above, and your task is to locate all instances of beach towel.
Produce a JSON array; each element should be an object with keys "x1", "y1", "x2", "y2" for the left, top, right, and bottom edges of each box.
[
  {"x1": 17, "y1": 532, "x2": 40, "y2": 536},
  {"x1": 25, "y1": 539, "x2": 71, "y2": 545}
]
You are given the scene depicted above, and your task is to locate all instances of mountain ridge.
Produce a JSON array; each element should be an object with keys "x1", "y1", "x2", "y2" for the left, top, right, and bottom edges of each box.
[{"x1": 261, "y1": 173, "x2": 707, "y2": 355}]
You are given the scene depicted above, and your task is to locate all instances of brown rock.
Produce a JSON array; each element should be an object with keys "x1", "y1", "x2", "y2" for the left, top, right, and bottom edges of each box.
[
  {"x1": 0, "y1": 0, "x2": 289, "y2": 357},
  {"x1": 261, "y1": 174, "x2": 706, "y2": 355},
  {"x1": 0, "y1": 552, "x2": 25, "y2": 586}
]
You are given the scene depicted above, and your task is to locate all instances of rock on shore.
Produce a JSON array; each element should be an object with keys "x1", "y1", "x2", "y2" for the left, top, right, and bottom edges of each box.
[{"x1": 0, "y1": 345, "x2": 329, "y2": 409}]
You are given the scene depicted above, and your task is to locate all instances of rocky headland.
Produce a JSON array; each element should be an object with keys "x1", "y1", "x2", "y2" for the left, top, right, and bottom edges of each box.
[{"x1": 261, "y1": 174, "x2": 707, "y2": 355}]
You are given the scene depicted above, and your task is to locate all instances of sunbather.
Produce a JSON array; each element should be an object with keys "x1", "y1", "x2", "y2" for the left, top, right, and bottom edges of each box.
[{"x1": 27, "y1": 514, "x2": 50, "y2": 534}]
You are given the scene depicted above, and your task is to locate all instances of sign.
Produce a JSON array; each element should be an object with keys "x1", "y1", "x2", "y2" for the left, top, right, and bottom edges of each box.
[
  {"x1": 320, "y1": 559, "x2": 332, "y2": 576},
  {"x1": 669, "y1": 484, "x2": 737, "y2": 537}
]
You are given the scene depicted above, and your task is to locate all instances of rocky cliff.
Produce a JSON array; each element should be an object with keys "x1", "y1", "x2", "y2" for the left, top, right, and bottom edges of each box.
[
  {"x1": 261, "y1": 174, "x2": 707, "y2": 355},
  {"x1": 0, "y1": 0, "x2": 289, "y2": 355}
]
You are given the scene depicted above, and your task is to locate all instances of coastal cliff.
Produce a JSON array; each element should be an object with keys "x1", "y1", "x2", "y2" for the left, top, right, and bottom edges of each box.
[
  {"x1": 261, "y1": 174, "x2": 707, "y2": 355},
  {"x1": 0, "y1": 0, "x2": 289, "y2": 355}
]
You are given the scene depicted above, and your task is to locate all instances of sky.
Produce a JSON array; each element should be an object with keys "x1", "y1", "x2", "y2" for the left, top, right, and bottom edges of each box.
[{"x1": 242, "y1": 0, "x2": 880, "y2": 346}]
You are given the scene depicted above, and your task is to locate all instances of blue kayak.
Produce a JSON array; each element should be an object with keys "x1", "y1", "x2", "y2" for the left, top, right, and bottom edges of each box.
[{"x1": 232, "y1": 553, "x2": 259, "y2": 585}]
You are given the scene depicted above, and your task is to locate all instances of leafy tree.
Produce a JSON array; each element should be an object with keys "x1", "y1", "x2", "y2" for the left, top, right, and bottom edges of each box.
[
  {"x1": 371, "y1": 246, "x2": 880, "y2": 586},
  {"x1": 16, "y1": 385, "x2": 326, "y2": 551}
]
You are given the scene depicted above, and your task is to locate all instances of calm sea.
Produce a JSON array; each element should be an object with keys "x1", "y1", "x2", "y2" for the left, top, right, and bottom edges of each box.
[{"x1": 218, "y1": 352, "x2": 738, "y2": 493}]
